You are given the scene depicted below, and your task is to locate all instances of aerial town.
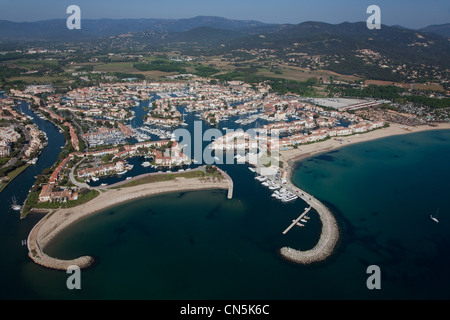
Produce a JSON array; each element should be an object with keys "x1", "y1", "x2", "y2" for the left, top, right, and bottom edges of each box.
[{"x1": 2, "y1": 77, "x2": 448, "y2": 210}]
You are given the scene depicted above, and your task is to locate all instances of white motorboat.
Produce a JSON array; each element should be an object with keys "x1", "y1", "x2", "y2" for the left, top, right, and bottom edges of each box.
[{"x1": 142, "y1": 161, "x2": 151, "y2": 167}]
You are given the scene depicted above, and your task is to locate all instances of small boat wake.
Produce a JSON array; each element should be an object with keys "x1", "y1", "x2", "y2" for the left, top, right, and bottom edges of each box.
[{"x1": 430, "y1": 208, "x2": 440, "y2": 223}]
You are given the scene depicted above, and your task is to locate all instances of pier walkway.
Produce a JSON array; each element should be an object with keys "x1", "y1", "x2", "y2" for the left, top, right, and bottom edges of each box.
[
  {"x1": 282, "y1": 206, "x2": 311, "y2": 234},
  {"x1": 253, "y1": 161, "x2": 339, "y2": 265},
  {"x1": 217, "y1": 168, "x2": 233, "y2": 199}
]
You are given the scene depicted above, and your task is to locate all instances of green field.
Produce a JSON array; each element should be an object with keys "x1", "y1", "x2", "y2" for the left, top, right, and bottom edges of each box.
[
  {"x1": 94, "y1": 62, "x2": 139, "y2": 73},
  {"x1": 111, "y1": 170, "x2": 206, "y2": 189}
]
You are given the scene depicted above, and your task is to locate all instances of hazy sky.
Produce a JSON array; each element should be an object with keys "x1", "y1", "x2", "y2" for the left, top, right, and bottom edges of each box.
[{"x1": 0, "y1": 0, "x2": 449, "y2": 29}]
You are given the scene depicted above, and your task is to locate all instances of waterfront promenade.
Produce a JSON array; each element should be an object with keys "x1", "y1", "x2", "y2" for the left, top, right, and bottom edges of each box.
[{"x1": 27, "y1": 174, "x2": 230, "y2": 270}]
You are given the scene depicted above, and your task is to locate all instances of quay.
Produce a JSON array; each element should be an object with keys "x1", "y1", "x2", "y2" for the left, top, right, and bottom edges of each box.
[
  {"x1": 253, "y1": 160, "x2": 339, "y2": 265},
  {"x1": 217, "y1": 167, "x2": 233, "y2": 199},
  {"x1": 282, "y1": 206, "x2": 311, "y2": 234}
]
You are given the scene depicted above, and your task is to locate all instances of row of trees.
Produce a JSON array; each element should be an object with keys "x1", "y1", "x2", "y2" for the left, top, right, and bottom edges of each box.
[{"x1": 133, "y1": 59, "x2": 187, "y2": 73}]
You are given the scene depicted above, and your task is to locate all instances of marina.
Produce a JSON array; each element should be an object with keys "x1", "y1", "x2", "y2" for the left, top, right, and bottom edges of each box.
[
  {"x1": 136, "y1": 126, "x2": 173, "y2": 140},
  {"x1": 254, "y1": 172, "x2": 297, "y2": 202},
  {"x1": 2, "y1": 92, "x2": 450, "y2": 300}
]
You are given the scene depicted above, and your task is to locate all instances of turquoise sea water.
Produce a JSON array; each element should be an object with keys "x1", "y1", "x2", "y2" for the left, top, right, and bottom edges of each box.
[
  {"x1": 291, "y1": 129, "x2": 450, "y2": 299},
  {"x1": 12, "y1": 130, "x2": 450, "y2": 300},
  {"x1": 1, "y1": 96, "x2": 449, "y2": 299}
]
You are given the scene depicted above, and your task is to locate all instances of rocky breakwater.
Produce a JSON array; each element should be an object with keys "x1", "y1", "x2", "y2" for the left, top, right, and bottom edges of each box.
[
  {"x1": 27, "y1": 210, "x2": 94, "y2": 270},
  {"x1": 279, "y1": 164, "x2": 340, "y2": 265}
]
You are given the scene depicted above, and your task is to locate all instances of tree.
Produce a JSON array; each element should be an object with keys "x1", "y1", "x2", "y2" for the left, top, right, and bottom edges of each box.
[
  {"x1": 205, "y1": 165, "x2": 218, "y2": 174},
  {"x1": 102, "y1": 154, "x2": 114, "y2": 163}
]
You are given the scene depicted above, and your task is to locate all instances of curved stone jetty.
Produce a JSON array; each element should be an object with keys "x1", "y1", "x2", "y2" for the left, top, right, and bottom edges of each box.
[
  {"x1": 277, "y1": 122, "x2": 450, "y2": 264},
  {"x1": 27, "y1": 214, "x2": 94, "y2": 270},
  {"x1": 278, "y1": 164, "x2": 339, "y2": 265},
  {"x1": 217, "y1": 167, "x2": 233, "y2": 199},
  {"x1": 27, "y1": 175, "x2": 230, "y2": 270}
]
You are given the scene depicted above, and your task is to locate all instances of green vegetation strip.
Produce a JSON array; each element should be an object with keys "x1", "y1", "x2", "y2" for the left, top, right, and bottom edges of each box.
[
  {"x1": 21, "y1": 190, "x2": 100, "y2": 218},
  {"x1": 111, "y1": 170, "x2": 207, "y2": 189},
  {"x1": 133, "y1": 59, "x2": 187, "y2": 73},
  {"x1": 0, "y1": 163, "x2": 30, "y2": 193}
]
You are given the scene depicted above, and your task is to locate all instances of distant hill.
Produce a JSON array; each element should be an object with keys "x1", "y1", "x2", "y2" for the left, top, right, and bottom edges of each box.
[
  {"x1": 0, "y1": 16, "x2": 270, "y2": 41},
  {"x1": 225, "y1": 21, "x2": 449, "y2": 58},
  {"x1": 420, "y1": 23, "x2": 450, "y2": 38},
  {"x1": 1, "y1": 17, "x2": 448, "y2": 83}
]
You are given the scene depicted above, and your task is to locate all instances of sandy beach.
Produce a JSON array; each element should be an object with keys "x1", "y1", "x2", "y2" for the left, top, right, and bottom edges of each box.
[
  {"x1": 27, "y1": 176, "x2": 229, "y2": 270},
  {"x1": 27, "y1": 123, "x2": 450, "y2": 269},
  {"x1": 280, "y1": 122, "x2": 450, "y2": 165},
  {"x1": 278, "y1": 122, "x2": 450, "y2": 264}
]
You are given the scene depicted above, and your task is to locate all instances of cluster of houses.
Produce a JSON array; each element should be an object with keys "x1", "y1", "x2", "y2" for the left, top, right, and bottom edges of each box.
[
  {"x1": 63, "y1": 86, "x2": 136, "y2": 120},
  {"x1": 38, "y1": 184, "x2": 79, "y2": 203},
  {"x1": 64, "y1": 122, "x2": 80, "y2": 151},
  {"x1": 210, "y1": 119, "x2": 385, "y2": 152},
  {"x1": 210, "y1": 131, "x2": 261, "y2": 151},
  {"x1": 0, "y1": 125, "x2": 20, "y2": 157},
  {"x1": 147, "y1": 99, "x2": 182, "y2": 121},
  {"x1": 24, "y1": 124, "x2": 46, "y2": 157},
  {"x1": 0, "y1": 97, "x2": 47, "y2": 162},
  {"x1": 38, "y1": 106, "x2": 65, "y2": 123},
  {"x1": 268, "y1": 120, "x2": 385, "y2": 151},
  {"x1": 145, "y1": 116, "x2": 181, "y2": 127},
  {"x1": 38, "y1": 156, "x2": 79, "y2": 203},
  {"x1": 110, "y1": 140, "x2": 190, "y2": 167},
  {"x1": 1, "y1": 99, "x2": 29, "y2": 122},
  {"x1": 0, "y1": 140, "x2": 12, "y2": 158},
  {"x1": 77, "y1": 160, "x2": 126, "y2": 180},
  {"x1": 37, "y1": 139, "x2": 190, "y2": 203}
]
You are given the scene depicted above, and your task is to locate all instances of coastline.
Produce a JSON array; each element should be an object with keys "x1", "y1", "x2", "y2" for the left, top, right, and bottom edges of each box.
[
  {"x1": 277, "y1": 122, "x2": 450, "y2": 264},
  {"x1": 27, "y1": 176, "x2": 230, "y2": 270},
  {"x1": 279, "y1": 122, "x2": 450, "y2": 166},
  {"x1": 26, "y1": 122, "x2": 450, "y2": 269}
]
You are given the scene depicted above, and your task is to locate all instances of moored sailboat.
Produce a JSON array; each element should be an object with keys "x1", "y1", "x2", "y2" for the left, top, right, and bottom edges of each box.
[{"x1": 11, "y1": 196, "x2": 21, "y2": 211}]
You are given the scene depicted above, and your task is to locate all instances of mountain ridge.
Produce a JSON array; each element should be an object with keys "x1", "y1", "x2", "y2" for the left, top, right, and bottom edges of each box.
[{"x1": 0, "y1": 16, "x2": 448, "y2": 41}]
